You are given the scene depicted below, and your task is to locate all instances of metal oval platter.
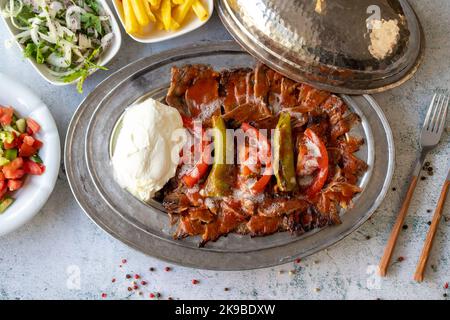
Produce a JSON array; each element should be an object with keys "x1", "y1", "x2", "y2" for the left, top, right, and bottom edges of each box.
[{"x1": 65, "y1": 42, "x2": 394, "y2": 270}]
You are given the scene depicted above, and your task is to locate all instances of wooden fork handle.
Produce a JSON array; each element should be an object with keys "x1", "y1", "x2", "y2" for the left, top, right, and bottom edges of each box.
[
  {"x1": 378, "y1": 175, "x2": 419, "y2": 277},
  {"x1": 414, "y1": 179, "x2": 450, "y2": 282}
]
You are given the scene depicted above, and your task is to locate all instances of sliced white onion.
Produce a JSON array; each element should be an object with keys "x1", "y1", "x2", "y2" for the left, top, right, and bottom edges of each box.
[
  {"x1": 65, "y1": 5, "x2": 86, "y2": 31},
  {"x1": 47, "y1": 52, "x2": 70, "y2": 68},
  {"x1": 38, "y1": 31, "x2": 56, "y2": 44},
  {"x1": 78, "y1": 33, "x2": 91, "y2": 50},
  {"x1": 49, "y1": 1, "x2": 63, "y2": 18},
  {"x1": 100, "y1": 32, "x2": 113, "y2": 49},
  {"x1": 14, "y1": 29, "x2": 31, "y2": 40},
  {"x1": 30, "y1": 24, "x2": 40, "y2": 44}
]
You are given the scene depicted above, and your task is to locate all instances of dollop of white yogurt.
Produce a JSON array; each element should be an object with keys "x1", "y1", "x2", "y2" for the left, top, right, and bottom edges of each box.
[{"x1": 112, "y1": 98, "x2": 186, "y2": 202}]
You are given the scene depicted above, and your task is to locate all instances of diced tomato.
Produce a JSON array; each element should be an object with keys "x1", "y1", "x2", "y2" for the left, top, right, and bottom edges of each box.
[
  {"x1": 3, "y1": 137, "x2": 18, "y2": 150},
  {"x1": 7, "y1": 179, "x2": 22, "y2": 191},
  {"x1": 19, "y1": 143, "x2": 37, "y2": 157},
  {"x1": 8, "y1": 157, "x2": 23, "y2": 170},
  {"x1": 33, "y1": 139, "x2": 43, "y2": 150},
  {"x1": 0, "y1": 181, "x2": 7, "y2": 199},
  {"x1": 26, "y1": 118, "x2": 41, "y2": 134},
  {"x1": 23, "y1": 160, "x2": 45, "y2": 175},
  {"x1": 0, "y1": 107, "x2": 14, "y2": 126},
  {"x1": 23, "y1": 135, "x2": 35, "y2": 146},
  {"x1": 3, "y1": 168, "x2": 25, "y2": 180}
]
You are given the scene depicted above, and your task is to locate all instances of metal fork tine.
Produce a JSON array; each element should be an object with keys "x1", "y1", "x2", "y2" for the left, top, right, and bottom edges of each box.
[
  {"x1": 424, "y1": 93, "x2": 437, "y2": 130},
  {"x1": 437, "y1": 95, "x2": 449, "y2": 134},
  {"x1": 429, "y1": 94, "x2": 443, "y2": 131}
]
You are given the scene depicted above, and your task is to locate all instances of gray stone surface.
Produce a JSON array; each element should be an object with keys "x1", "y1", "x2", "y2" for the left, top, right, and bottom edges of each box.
[{"x1": 0, "y1": 1, "x2": 448, "y2": 300}]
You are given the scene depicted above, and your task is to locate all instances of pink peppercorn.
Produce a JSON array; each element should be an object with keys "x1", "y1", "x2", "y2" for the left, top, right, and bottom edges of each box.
[
  {"x1": 192, "y1": 279, "x2": 199, "y2": 285},
  {"x1": 101, "y1": 293, "x2": 107, "y2": 299}
]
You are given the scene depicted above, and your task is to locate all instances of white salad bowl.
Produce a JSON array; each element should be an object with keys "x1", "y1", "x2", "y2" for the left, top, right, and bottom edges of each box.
[
  {"x1": 0, "y1": 73, "x2": 61, "y2": 236},
  {"x1": 0, "y1": 0, "x2": 122, "y2": 87},
  {"x1": 112, "y1": 0, "x2": 213, "y2": 43}
]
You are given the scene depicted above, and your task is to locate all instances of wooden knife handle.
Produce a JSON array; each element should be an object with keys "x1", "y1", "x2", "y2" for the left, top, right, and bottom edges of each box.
[
  {"x1": 379, "y1": 176, "x2": 419, "y2": 277},
  {"x1": 414, "y1": 179, "x2": 450, "y2": 282}
]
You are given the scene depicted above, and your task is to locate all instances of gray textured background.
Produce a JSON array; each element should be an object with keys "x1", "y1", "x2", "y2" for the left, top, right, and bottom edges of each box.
[{"x1": 0, "y1": 0, "x2": 449, "y2": 300}]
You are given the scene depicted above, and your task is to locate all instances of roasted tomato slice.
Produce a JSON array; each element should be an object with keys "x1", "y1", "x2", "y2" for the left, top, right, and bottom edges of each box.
[
  {"x1": 297, "y1": 128, "x2": 329, "y2": 197},
  {"x1": 181, "y1": 117, "x2": 211, "y2": 188},
  {"x1": 240, "y1": 123, "x2": 272, "y2": 194}
]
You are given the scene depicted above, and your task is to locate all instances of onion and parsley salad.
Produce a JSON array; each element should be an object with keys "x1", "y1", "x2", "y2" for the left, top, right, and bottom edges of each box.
[{"x1": 1, "y1": 0, "x2": 113, "y2": 93}]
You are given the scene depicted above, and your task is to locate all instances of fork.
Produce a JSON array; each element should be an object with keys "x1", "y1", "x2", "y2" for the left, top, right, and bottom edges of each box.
[{"x1": 379, "y1": 93, "x2": 449, "y2": 277}]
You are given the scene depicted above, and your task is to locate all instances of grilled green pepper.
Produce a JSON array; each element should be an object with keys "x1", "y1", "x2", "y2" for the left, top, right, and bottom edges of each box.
[
  {"x1": 274, "y1": 112, "x2": 297, "y2": 192},
  {"x1": 204, "y1": 116, "x2": 234, "y2": 197}
]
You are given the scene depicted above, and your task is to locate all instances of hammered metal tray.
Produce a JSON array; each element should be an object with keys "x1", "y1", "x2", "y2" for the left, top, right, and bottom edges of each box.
[{"x1": 65, "y1": 42, "x2": 395, "y2": 270}]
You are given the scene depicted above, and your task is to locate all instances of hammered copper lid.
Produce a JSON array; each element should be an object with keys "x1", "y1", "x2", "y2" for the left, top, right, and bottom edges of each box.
[{"x1": 217, "y1": 0, "x2": 424, "y2": 94}]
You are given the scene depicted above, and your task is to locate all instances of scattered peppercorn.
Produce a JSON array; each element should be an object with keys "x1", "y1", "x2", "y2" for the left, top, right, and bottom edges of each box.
[
  {"x1": 224, "y1": 288, "x2": 229, "y2": 292},
  {"x1": 402, "y1": 225, "x2": 408, "y2": 230},
  {"x1": 366, "y1": 235, "x2": 371, "y2": 240},
  {"x1": 425, "y1": 162, "x2": 430, "y2": 167},
  {"x1": 165, "y1": 267, "x2": 171, "y2": 272},
  {"x1": 295, "y1": 258, "x2": 301, "y2": 264},
  {"x1": 444, "y1": 283, "x2": 449, "y2": 289},
  {"x1": 444, "y1": 293, "x2": 448, "y2": 298},
  {"x1": 427, "y1": 221, "x2": 432, "y2": 226},
  {"x1": 111, "y1": 278, "x2": 116, "y2": 283},
  {"x1": 427, "y1": 167, "x2": 433, "y2": 172},
  {"x1": 141, "y1": 281, "x2": 147, "y2": 286},
  {"x1": 192, "y1": 279, "x2": 199, "y2": 285},
  {"x1": 427, "y1": 209, "x2": 432, "y2": 213},
  {"x1": 101, "y1": 293, "x2": 107, "y2": 299},
  {"x1": 127, "y1": 287, "x2": 132, "y2": 292},
  {"x1": 149, "y1": 293, "x2": 155, "y2": 299},
  {"x1": 421, "y1": 176, "x2": 427, "y2": 181},
  {"x1": 125, "y1": 274, "x2": 131, "y2": 279},
  {"x1": 134, "y1": 274, "x2": 141, "y2": 279},
  {"x1": 121, "y1": 259, "x2": 127, "y2": 264},
  {"x1": 156, "y1": 292, "x2": 161, "y2": 298},
  {"x1": 428, "y1": 171, "x2": 434, "y2": 176},
  {"x1": 392, "y1": 187, "x2": 397, "y2": 191},
  {"x1": 168, "y1": 297, "x2": 173, "y2": 300},
  {"x1": 149, "y1": 267, "x2": 155, "y2": 272},
  {"x1": 397, "y1": 256, "x2": 405, "y2": 262}
]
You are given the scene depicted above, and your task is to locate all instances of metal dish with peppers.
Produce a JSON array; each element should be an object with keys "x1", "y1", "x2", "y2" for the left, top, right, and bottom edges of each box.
[
  {"x1": 0, "y1": 105, "x2": 45, "y2": 213},
  {"x1": 158, "y1": 63, "x2": 368, "y2": 247}
]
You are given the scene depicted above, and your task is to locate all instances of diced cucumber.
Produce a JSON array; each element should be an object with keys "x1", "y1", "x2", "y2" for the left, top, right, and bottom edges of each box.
[
  {"x1": 0, "y1": 197, "x2": 14, "y2": 214},
  {"x1": 16, "y1": 118, "x2": 26, "y2": 133},
  {"x1": 0, "y1": 131, "x2": 14, "y2": 144},
  {"x1": 3, "y1": 125, "x2": 20, "y2": 136},
  {"x1": 0, "y1": 157, "x2": 10, "y2": 166},
  {"x1": 5, "y1": 148, "x2": 17, "y2": 161},
  {"x1": 30, "y1": 154, "x2": 43, "y2": 164}
]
